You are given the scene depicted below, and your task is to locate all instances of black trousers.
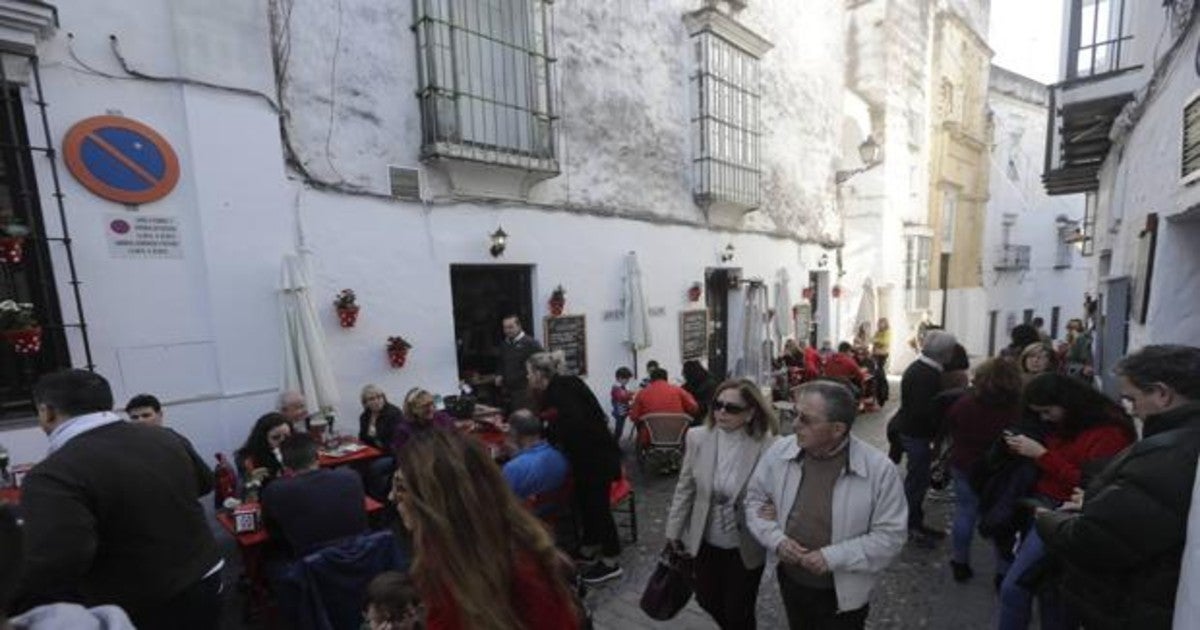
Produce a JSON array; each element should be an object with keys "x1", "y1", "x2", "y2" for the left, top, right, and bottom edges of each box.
[
  {"x1": 776, "y1": 568, "x2": 868, "y2": 630},
  {"x1": 575, "y1": 477, "x2": 620, "y2": 558},
  {"x1": 694, "y1": 542, "x2": 765, "y2": 630},
  {"x1": 129, "y1": 568, "x2": 223, "y2": 630}
]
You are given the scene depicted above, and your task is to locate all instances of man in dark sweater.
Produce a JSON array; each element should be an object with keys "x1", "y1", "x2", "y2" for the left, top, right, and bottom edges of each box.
[
  {"x1": 262, "y1": 433, "x2": 368, "y2": 556},
  {"x1": 496, "y1": 314, "x2": 543, "y2": 412},
  {"x1": 892, "y1": 330, "x2": 958, "y2": 547},
  {"x1": 1037, "y1": 345, "x2": 1200, "y2": 629},
  {"x1": 17, "y1": 369, "x2": 222, "y2": 630}
]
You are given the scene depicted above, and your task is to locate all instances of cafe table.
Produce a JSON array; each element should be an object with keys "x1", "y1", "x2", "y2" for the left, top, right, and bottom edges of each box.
[
  {"x1": 217, "y1": 495, "x2": 386, "y2": 619},
  {"x1": 317, "y1": 439, "x2": 385, "y2": 468}
]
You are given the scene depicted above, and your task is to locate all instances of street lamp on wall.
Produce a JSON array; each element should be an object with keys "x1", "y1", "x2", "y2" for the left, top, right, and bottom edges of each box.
[
  {"x1": 835, "y1": 135, "x2": 883, "y2": 185},
  {"x1": 720, "y1": 243, "x2": 735, "y2": 262},
  {"x1": 489, "y1": 226, "x2": 508, "y2": 257}
]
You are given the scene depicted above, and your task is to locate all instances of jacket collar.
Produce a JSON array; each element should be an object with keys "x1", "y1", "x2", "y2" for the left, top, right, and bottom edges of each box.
[
  {"x1": 777, "y1": 434, "x2": 865, "y2": 477},
  {"x1": 917, "y1": 355, "x2": 944, "y2": 373},
  {"x1": 1143, "y1": 401, "x2": 1200, "y2": 438},
  {"x1": 48, "y1": 411, "x2": 124, "y2": 453}
]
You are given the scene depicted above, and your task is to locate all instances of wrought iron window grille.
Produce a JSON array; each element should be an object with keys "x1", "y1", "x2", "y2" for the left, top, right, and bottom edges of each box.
[{"x1": 412, "y1": 0, "x2": 559, "y2": 174}]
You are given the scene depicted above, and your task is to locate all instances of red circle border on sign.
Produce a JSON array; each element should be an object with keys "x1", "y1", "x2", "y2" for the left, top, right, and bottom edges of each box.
[{"x1": 62, "y1": 115, "x2": 180, "y2": 205}]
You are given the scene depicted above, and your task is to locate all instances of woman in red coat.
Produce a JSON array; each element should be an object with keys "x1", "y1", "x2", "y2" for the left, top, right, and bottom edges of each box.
[
  {"x1": 390, "y1": 430, "x2": 580, "y2": 630},
  {"x1": 997, "y1": 373, "x2": 1135, "y2": 630}
]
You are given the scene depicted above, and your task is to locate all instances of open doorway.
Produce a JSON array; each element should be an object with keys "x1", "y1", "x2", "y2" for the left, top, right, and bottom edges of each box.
[
  {"x1": 449, "y1": 265, "x2": 534, "y2": 404},
  {"x1": 706, "y1": 268, "x2": 735, "y2": 379}
]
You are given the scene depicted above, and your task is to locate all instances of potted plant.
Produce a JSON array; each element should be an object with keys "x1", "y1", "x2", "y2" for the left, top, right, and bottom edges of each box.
[
  {"x1": 548, "y1": 285, "x2": 566, "y2": 317},
  {"x1": 333, "y1": 289, "x2": 360, "y2": 328},
  {"x1": 687, "y1": 282, "x2": 703, "y2": 303},
  {"x1": 0, "y1": 300, "x2": 40, "y2": 355},
  {"x1": 0, "y1": 222, "x2": 30, "y2": 265},
  {"x1": 386, "y1": 335, "x2": 412, "y2": 368}
]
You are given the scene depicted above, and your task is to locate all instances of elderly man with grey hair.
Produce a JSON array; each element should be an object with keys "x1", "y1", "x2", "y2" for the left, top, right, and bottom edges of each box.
[
  {"x1": 501, "y1": 409, "x2": 569, "y2": 506},
  {"x1": 278, "y1": 390, "x2": 310, "y2": 430},
  {"x1": 891, "y1": 329, "x2": 958, "y2": 548},
  {"x1": 745, "y1": 380, "x2": 907, "y2": 629}
]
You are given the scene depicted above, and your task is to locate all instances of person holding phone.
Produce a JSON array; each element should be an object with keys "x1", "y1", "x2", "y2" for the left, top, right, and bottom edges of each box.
[{"x1": 996, "y1": 373, "x2": 1135, "y2": 630}]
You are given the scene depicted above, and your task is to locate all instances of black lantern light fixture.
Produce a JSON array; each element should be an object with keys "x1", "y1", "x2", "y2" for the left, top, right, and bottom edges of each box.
[
  {"x1": 835, "y1": 135, "x2": 883, "y2": 184},
  {"x1": 720, "y1": 243, "x2": 735, "y2": 262},
  {"x1": 489, "y1": 226, "x2": 508, "y2": 257}
]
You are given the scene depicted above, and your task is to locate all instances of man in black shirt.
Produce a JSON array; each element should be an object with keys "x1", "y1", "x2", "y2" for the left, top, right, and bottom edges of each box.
[
  {"x1": 262, "y1": 434, "x2": 368, "y2": 556},
  {"x1": 17, "y1": 369, "x2": 222, "y2": 630},
  {"x1": 496, "y1": 314, "x2": 543, "y2": 412}
]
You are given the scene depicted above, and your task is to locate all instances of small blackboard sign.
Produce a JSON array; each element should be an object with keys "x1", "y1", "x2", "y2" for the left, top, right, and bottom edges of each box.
[
  {"x1": 679, "y1": 310, "x2": 708, "y2": 361},
  {"x1": 544, "y1": 315, "x2": 588, "y2": 376}
]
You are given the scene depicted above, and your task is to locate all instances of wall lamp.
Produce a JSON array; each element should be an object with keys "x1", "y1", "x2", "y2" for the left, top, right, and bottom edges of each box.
[
  {"x1": 835, "y1": 135, "x2": 883, "y2": 185},
  {"x1": 489, "y1": 226, "x2": 508, "y2": 257},
  {"x1": 720, "y1": 243, "x2": 735, "y2": 262}
]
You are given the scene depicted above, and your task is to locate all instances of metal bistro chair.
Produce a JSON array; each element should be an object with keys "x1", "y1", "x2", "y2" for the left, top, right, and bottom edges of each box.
[{"x1": 637, "y1": 413, "x2": 691, "y2": 473}]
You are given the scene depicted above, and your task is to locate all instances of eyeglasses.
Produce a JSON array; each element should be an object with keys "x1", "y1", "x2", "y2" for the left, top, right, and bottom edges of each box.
[{"x1": 712, "y1": 400, "x2": 750, "y2": 414}]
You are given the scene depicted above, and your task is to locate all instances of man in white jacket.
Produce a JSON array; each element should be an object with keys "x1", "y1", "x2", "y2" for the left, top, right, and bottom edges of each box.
[{"x1": 745, "y1": 380, "x2": 907, "y2": 629}]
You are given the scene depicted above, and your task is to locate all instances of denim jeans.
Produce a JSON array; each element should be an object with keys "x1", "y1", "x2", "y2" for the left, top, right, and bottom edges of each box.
[
  {"x1": 997, "y1": 525, "x2": 1075, "y2": 630},
  {"x1": 950, "y1": 467, "x2": 977, "y2": 565},
  {"x1": 612, "y1": 413, "x2": 627, "y2": 442},
  {"x1": 900, "y1": 434, "x2": 932, "y2": 529}
]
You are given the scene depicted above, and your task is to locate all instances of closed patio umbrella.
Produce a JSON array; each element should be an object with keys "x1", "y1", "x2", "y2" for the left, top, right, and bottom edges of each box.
[
  {"x1": 854, "y1": 277, "x2": 876, "y2": 339},
  {"x1": 623, "y1": 251, "x2": 652, "y2": 377},
  {"x1": 773, "y1": 267, "x2": 792, "y2": 348},
  {"x1": 280, "y1": 253, "x2": 340, "y2": 422}
]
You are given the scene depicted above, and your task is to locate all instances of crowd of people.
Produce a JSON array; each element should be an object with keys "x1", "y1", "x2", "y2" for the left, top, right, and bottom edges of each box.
[{"x1": 2, "y1": 305, "x2": 1200, "y2": 630}]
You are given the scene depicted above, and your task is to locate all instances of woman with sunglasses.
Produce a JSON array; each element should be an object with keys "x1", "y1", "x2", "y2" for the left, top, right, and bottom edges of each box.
[
  {"x1": 665, "y1": 379, "x2": 780, "y2": 629},
  {"x1": 388, "y1": 431, "x2": 580, "y2": 630}
]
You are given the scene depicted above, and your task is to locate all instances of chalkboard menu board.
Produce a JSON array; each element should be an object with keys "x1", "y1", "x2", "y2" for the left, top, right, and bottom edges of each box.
[
  {"x1": 679, "y1": 310, "x2": 708, "y2": 361},
  {"x1": 544, "y1": 315, "x2": 588, "y2": 376}
]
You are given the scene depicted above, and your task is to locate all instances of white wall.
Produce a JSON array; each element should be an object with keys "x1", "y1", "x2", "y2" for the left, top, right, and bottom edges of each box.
[
  {"x1": 0, "y1": 0, "x2": 846, "y2": 464},
  {"x1": 1094, "y1": 15, "x2": 1200, "y2": 351},
  {"x1": 982, "y1": 66, "x2": 1093, "y2": 356}
]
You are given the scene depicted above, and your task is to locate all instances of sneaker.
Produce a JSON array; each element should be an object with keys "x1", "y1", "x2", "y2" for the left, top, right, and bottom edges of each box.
[
  {"x1": 950, "y1": 561, "x2": 974, "y2": 583},
  {"x1": 580, "y1": 561, "x2": 623, "y2": 585}
]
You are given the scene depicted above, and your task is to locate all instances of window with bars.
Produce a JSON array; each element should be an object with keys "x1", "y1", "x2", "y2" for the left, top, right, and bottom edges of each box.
[
  {"x1": 0, "y1": 70, "x2": 74, "y2": 418},
  {"x1": 1067, "y1": 0, "x2": 1133, "y2": 79},
  {"x1": 686, "y1": 9, "x2": 769, "y2": 213},
  {"x1": 905, "y1": 235, "x2": 932, "y2": 312},
  {"x1": 413, "y1": 0, "x2": 558, "y2": 172},
  {"x1": 1183, "y1": 92, "x2": 1200, "y2": 182}
]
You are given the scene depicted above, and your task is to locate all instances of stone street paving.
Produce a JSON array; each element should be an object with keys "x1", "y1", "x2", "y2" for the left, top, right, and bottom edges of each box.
[{"x1": 587, "y1": 392, "x2": 999, "y2": 629}]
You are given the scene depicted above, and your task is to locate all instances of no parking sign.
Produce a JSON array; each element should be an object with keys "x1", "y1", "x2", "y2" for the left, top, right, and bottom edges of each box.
[{"x1": 63, "y1": 115, "x2": 179, "y2": 205}]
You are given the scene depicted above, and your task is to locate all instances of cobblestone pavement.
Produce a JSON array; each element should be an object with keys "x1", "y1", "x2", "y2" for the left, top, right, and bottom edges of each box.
[{"x1": 587, "y1": 389, "x2": 1000, "y2": 630}]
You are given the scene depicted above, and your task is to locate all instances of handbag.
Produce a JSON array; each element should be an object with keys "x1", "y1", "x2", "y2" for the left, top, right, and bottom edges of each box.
[{"x1": 639, "y1": 544, "x2": 694, "y2": 620}]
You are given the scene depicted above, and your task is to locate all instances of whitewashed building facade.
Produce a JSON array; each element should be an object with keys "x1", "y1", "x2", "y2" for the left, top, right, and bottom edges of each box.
[
  {"x1": 1042, "y1": 0, "x2": 1200, "y2": 393},
  {"x1": 983, "y1": 65, "x2": 1094, "y2": 355},
  {"x1": 0, "y1": 0, "x2": 851, "y2": 463}
]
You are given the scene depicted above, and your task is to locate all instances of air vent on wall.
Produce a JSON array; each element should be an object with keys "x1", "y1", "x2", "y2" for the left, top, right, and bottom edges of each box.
[{"x1": 389, "y1": 166, "x2": 422, "y2": 200}]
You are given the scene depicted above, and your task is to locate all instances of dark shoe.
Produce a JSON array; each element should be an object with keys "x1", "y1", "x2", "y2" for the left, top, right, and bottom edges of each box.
[
  {"x1": 580, "y1": 561, "x2": 623, "y2": 585},
  {"x1": 908, "y1": 531, "x2": 938, "y2": 549},
  {"x1": 917, "y1": 524, "x2": 947, "y2": 539},
  {"x1": 950, "y1": 561, "x2": 974, "y2": 583}
]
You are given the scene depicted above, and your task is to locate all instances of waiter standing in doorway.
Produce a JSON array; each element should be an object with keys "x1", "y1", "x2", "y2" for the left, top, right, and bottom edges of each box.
[{"x1": 496, "y1": 314, "x2": 543, "y2": 412}]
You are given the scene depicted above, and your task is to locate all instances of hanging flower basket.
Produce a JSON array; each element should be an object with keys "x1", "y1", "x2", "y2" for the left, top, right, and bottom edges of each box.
[
  {"x1": 802, "y1": 287, "x2": 814, "y2": 301},
  {"x1": 548, "y1": 285, "x2": 566, "y2": 317},
  {"x1": 831, "y1": 285, "x2": 843, "y2": 299},
  {"x1": 387, "y1": 336, "x2": 412, "y2": 369},
  {"x1": 1, "y1": 327, "x2": 41, "y2": 355},
  {"x1": 333, "y1": 289, "x2": 360, "y2": 328},
  {"x1": 0, "y1": 236, "x2": 24, "y2": 264},
  {"x1": 687, "y1": 282, "x2": 703, "y2": 303}
]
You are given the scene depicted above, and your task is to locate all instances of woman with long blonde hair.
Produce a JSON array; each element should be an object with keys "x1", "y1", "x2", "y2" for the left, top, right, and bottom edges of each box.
[{"x1": 390, "y1": 430, "x2": 580, "y2": 630}]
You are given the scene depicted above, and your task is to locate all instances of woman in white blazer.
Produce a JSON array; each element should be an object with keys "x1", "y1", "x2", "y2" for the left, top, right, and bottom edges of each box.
[{"x1": 665, "y1": 378, "x2": 780, "y2": 629}]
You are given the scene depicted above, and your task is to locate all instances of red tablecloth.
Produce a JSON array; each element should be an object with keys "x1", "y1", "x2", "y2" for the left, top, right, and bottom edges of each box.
[
  {"x1": 217, "y1": 496, "x2": 384, "y2": 549},
  {"x1": 317, "y1": 441, "x2": 385, "y2": 468},
  {"x1": 0, "y1": 487, "x2": 19, "y2": 505}
]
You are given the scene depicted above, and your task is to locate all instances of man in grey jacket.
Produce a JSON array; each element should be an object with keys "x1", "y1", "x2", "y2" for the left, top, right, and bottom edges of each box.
[{"x1": 745, "y1": 380, "x2": 907, "y2": 629}]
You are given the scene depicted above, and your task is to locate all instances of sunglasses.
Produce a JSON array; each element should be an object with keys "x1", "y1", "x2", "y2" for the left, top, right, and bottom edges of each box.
[{"x1": 712, "y1": 400, "x2": 750, "y2": 414}]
